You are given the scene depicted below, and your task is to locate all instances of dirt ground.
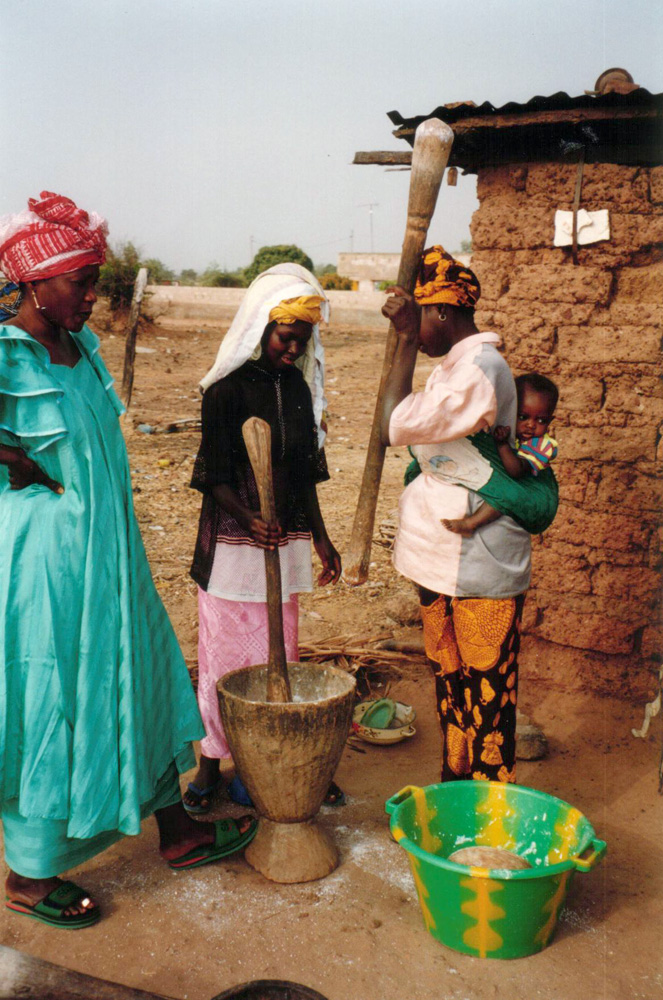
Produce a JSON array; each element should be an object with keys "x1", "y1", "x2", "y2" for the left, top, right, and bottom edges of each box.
[{"x1": 1, "y1": 310, "x2": 661, "y2": 1000}]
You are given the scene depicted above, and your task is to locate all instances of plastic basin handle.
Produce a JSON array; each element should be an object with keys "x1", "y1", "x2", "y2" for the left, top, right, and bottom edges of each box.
[
  {"x1": 573, "y1": 838, "x2": 607, "y2": 872},
  {"x1": 385, "y1": 785, "x2": 421, "y2": 816}
]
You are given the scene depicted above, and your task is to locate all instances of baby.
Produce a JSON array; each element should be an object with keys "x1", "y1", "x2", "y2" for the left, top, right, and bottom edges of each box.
[{"x1": 442, "y1": 373, "x2": 559, "y2": 536}]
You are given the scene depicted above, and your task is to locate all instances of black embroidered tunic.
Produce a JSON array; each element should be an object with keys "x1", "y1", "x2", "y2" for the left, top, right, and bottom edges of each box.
[{"x1": 190, "y1": 360, "x2": 329, "y2": 591}]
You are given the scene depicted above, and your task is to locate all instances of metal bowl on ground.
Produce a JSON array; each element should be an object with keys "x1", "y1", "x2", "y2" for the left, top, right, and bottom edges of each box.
[
  {"x1": 212, "y1": 981, "x2": 329, "y2": 999},
  {"x1": 352, "y1": 699, "x2": 416, "y2": 745}
]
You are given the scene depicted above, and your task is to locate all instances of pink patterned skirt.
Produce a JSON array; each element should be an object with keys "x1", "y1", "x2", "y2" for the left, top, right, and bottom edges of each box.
[{"x1": 197, "y1": 587, "x2": 299, "y2": 759}]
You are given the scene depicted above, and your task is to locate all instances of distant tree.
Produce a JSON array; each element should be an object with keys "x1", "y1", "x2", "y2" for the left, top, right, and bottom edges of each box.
[
  {"x1": 179, "y1": 268, "x2": 198, "y2": 285},
  {"x1": 200, "y1": 261, "x2": 221, "y2": 281},
  {"x1": 458, "y1": 239, "x2": 473, "y2": 254},
  {"x1": 244, "y1": 244, "x2": 313, "y2": 284},
  {"x1": 200, "y1": 264, "x2": 246, "y2": 287},
  {"x1": 319, "y1": 272, "x2": 353, "y2": 290},
  {"x1": 315, "y1": 263, "x2": 336, "y2": 277},
  {"x1": 143, "y1": 258, "x2": 175, "y2": 284},
  {"x1": 98, "y1": 241, "x2": 142, "y2": 310}
]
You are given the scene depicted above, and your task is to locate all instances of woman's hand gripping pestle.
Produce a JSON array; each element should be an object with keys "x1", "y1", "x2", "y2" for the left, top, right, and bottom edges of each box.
[{"x1": 241, "y1": 417, "x2": 292, "y2": 703}]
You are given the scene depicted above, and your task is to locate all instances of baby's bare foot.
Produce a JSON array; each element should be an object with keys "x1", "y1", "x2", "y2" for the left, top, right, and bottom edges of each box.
[{"x1": 441, "y1": 518, "x2": 475, "y2": 537}]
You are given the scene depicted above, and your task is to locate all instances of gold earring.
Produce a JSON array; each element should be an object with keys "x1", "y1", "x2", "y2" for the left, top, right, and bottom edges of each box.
[
  {"x1": 438, "y1": 308, "x2": 447, "y2": 323},
  {"x1": 30, "y1": 286, "x2": 45, "y2": 312}
]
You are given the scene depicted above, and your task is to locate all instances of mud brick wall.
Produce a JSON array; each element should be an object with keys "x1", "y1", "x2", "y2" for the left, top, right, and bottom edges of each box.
[{"x1": 471, "y1": 162, "x2": 662, "y2": 698}]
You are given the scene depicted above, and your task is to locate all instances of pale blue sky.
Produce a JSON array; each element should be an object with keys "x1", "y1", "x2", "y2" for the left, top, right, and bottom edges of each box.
[{"x1": 3, "y1": 0, "x2": 661, "y2": 272}]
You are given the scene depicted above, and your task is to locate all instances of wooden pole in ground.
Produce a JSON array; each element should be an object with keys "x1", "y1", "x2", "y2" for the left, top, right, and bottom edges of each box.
[
  {"x1": 121, "y1": 266, "x2": 149, "y2": 410},
  {"x1": 0, "y1": 944, "x2": 173, "y2": 1000},
  {"x1": 343, "y1": 119, "x2": 454, "y2": 587}
]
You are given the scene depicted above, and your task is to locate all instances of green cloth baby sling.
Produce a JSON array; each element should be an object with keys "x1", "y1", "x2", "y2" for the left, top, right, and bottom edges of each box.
[{"x1": 404, "y1": 432, "x2": 558, "y2": 535}]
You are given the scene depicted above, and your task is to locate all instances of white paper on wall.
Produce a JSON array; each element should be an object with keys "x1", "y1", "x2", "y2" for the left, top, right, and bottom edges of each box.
[{"x1": 554, "y1": 209, "x2": 610, "y2": 247}]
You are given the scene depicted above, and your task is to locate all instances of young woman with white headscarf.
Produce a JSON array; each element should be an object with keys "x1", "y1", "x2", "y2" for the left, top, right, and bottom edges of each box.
[{"x1": 186, "y1": 264, "x2": 342, "y2": 813}]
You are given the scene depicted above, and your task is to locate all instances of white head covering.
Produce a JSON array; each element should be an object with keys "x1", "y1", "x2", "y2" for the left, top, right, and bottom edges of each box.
[{"x1": 200, "y1": 263, "x2": 330, "y2": 447}]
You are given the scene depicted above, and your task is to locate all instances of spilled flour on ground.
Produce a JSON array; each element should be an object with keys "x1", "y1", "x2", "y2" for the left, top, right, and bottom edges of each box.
[
  {"x1": 87, "y1": 797, "x2": 414, "y2": 940},
  {"x1": 328, "y1": 820, "x2": 415, "y2": 898}
]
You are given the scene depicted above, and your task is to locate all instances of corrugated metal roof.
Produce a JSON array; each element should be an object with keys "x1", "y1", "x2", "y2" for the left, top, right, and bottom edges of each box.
[
  {"x1": 387, "y1": 88, "x2": 663, "y2": 169},
  {"x1": 388, "y1": 88, "x2": 663, "y2": 132}
]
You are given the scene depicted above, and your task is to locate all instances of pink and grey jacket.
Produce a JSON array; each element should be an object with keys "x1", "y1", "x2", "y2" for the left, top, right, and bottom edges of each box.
[{"x1": 389, "y1": 332, "x2": 531, "y2": 598}]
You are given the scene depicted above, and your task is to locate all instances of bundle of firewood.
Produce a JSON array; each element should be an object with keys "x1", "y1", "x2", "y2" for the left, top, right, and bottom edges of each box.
[
  {"x1": 373, "y1": 510, "x2": 399, "y2": 550},
  {"x1": 299, "y1": 630, "x2": 426, "y2": 698}
]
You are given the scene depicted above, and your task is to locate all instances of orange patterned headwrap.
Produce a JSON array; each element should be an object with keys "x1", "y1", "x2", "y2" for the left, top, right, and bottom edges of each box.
[
  {"x1": 414, "y1": 246, "x2": 480, "y2": 308},
  {"x1": 268, "y1": 295, "x2": 324, "y2": 326}
]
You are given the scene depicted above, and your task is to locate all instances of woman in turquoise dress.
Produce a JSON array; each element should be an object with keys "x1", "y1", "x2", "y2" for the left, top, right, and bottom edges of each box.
[{"x1": 0, "y1": 192, "x2": 255, "y2": 928}]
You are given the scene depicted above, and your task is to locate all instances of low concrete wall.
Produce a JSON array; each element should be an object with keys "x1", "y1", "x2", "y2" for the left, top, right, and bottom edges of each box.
[{"x1": 146, "y1": 286, "x2": 389, "y2": 329}]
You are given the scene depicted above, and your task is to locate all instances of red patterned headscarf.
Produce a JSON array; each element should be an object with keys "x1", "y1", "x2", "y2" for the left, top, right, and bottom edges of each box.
[
  {"x1": 0, "y1": 191, "x2": 108, "y2": 283},
  {"x1": 414, "y1": 245, "x2": 480, "y2": 308}
]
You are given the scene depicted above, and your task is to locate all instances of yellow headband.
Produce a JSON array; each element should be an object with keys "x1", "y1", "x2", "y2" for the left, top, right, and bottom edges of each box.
[{"x1": 269, "y1": 295, "x2": 324, "y2": 326}]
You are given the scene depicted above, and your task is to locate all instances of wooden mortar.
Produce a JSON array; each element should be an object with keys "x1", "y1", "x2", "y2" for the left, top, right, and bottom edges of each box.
[{"x1": 217, "y1": 418, "x2": 356, "y2": 883}]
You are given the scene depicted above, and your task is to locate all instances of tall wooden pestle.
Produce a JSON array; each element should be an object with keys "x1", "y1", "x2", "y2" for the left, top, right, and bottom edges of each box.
[{"x1": 241, "y1": 417, "x2": 292, "y2": 703}]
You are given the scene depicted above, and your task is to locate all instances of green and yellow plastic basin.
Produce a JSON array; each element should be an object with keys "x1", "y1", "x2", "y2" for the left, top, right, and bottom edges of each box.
[{"x1": 385, "y1": 782, "x2": 606, "y2": 960}]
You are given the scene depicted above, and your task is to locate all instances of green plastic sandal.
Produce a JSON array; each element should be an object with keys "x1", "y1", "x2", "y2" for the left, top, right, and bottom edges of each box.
[
  {"x1": 5, "y1": 880, "x2": 100, "y2": 929},
  {"x1": 168, "y1": 816, "x2": 257, "y2": 870}
]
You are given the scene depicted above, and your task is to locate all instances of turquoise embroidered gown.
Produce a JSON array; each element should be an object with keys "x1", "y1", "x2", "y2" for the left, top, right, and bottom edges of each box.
[{"x1": 0, "y1": 324, "x2": 203, "y2": 877}]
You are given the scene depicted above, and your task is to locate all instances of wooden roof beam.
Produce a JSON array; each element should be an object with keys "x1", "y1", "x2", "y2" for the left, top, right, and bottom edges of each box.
[{"x1": 353, "y1": 151, "x2": 413, "y2": 165}]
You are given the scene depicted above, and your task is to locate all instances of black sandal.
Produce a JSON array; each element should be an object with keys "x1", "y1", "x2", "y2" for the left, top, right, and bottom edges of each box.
[{"x1": 324, "y1": 781, "x2": 346, "y2": 807}]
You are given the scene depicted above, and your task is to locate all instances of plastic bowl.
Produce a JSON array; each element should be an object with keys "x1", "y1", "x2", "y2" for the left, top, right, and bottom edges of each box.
[{"x1": 385, "y1": 781, "x2": 606, "y2": 959}]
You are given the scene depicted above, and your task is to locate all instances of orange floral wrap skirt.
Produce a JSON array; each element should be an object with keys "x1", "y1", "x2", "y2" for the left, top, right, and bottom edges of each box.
[{"x1": 420, "y1": 593, "x2": 526, "y2": 783}]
